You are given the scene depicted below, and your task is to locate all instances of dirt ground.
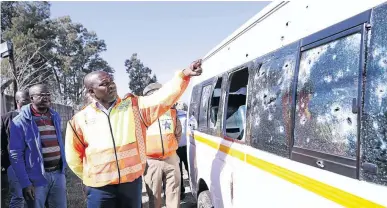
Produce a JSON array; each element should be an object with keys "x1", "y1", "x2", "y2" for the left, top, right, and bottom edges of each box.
[
  {"x1": 3, "y1": 168, "x2": 196, "y2": 208},
  {"x1": 68, "y1": 168, "x2": 197, "y2": 208}
]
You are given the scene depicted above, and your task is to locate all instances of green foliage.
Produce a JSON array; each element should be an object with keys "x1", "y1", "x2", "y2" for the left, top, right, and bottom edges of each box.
[
  {"x1": 125, "y1": 53, "x2": 157, "y2": 96},
  {"x1": 1, "y1": 1, "x2": 113, "y2": 106},
  {"x1": 51, "y1": 16, "x2": 114, "y2": 105},
  {"x1": 1, "y1": 1, "x2": 56, "y2": 91}
]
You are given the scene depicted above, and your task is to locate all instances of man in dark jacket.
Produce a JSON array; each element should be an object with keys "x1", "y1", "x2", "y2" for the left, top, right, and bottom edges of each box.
[
  {"x1": 9, "y1": 84, "x2": 67, "y2": 208},
  {"x1": 1, "y1": 90, "x2": 31, "y2": 208}
]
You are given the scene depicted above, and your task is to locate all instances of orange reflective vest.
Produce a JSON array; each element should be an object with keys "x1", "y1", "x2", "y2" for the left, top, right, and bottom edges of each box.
[
  {"x1": 65, "y1": 71, "x2": 190, "y2": 188},
  {"x1": 146, "y1": 109, "x2": 178, "y2": 159}
]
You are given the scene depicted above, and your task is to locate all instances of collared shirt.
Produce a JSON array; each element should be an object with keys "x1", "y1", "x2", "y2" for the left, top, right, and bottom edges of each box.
[
  {"x1": 30, "y1": 106, "x2": 61, "y2": 171},
  {"x1": 95, "y1": 100, "x2": 117, "y2": 115}
]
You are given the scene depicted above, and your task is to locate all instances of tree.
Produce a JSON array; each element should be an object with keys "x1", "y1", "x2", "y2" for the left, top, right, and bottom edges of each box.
[
  {"x1": 51, "y1": 16, "x2": 114, "y2": 106},
  {"x1": 1, "y1": 2, "x2": 113, "y2": 107},
  {"x1": 1, "y1": 1, "x2": 17, "y2": 34},
  {"x1": 1, "y1": 1, "x2": 57, "y2": 94},
  {"x1": 1, "y1": 42, "x2": 54, "y2": 90},
  {"x1": 125, "y1": 53, "x2": 157, "y2": 96}
]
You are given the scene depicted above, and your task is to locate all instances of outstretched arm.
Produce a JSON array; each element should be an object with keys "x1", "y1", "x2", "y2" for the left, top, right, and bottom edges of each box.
[{"x1": 138, "y1": 60, "x2": 202, "y2": 126}]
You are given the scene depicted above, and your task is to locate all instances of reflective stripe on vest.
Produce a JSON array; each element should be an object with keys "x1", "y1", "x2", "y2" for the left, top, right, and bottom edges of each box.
[
  {"x1": 146, "y1": 109, "x2": 178, "y2": 159},
  {"x1": 75, "y1": 97, "x2": 147, "y2": 187}
]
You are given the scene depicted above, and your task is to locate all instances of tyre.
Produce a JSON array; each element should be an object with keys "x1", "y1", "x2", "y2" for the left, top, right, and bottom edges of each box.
[{"x1": 197, "y1": 190, "x2": 214, "y2": 208}]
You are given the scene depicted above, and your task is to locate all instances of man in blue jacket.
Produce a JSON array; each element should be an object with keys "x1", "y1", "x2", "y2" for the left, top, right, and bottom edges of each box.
[{"x1": 9, "y1": 84, "x2": 67, "y2": 208}]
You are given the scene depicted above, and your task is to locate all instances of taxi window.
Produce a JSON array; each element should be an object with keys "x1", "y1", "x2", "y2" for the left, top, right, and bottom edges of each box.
[
  {"x1": 224, "y1": 68, "x2": 248, "y2": 140},
  {"x1": 198, "y1": 84, "x2": 212, "y2": 129}
]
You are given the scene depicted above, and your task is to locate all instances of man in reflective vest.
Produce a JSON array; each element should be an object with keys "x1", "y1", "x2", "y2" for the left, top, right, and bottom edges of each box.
[
  {"x1": 65, "y1": 59, "x2": 202, "y2": 208},
  {"x1": 142, "y1": 83, "x2": 182, "y2": 208}
]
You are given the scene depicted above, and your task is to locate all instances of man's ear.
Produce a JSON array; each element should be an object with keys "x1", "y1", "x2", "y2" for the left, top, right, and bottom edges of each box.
[{"x1": 88, "y1": 88, "x2": 94, "y2": 96}]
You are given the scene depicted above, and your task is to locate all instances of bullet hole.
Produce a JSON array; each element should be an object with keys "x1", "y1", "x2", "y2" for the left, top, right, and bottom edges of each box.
[
  {"x1": 263, "y1": 94, "x2": 267, "y2": 98},
  {"x1": 285, "y1": 64, "x2": 288, "y2": 68},
  {"x1": 380, "y1": 89, "x2": 384, "y2": 93},
  {"x1": 306, "y1": 5, "x2": 309, "y2": 9},
  {"x1": 308, "y1": 60, "x2": 312, "y2": 64},
  {"x1": 246, "y1": 54, "x2": 249, "y2": 57},
  {"x1": 347, "y1": 117, "x2": 352, "y2": 125},
  {"x1": 317, "y1": 52, "x2": 320, "y2": 54},
  {"x1": 281, "y1": 36, "x2": 285, "y2": 40},
  {"x1": 334, "y1": 107, "x2": 340, "y2": 112},
  {"x1": 267, "y1": 97, "x2": 276, "y2": 105},
  {"x1": 286, "y1": 21, "x2": 290, "y2": 26}
]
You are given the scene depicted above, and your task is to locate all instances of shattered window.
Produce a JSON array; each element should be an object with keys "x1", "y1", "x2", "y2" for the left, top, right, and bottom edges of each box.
[
  {"x1": 188, "y1": 85, "x2": 201, "y2": 128},
  {"x1": 250, "y1": 54, "x2": 296, "y2": 157},
  {"x1": 198, "y1": 84, "x2": 212, "y2": 128},
  {"x1": 361, "y1": 4, "x2": 387, "y2": 186},
  {"x1": 224, "y1": 68, "x2": 249, "y2": 140},
  {"x1": 209, "y1": 78, "x2": 222, "y2": 129},
  {"x1": 294, "y1": 33, "x2": 362, "y2": 158}
]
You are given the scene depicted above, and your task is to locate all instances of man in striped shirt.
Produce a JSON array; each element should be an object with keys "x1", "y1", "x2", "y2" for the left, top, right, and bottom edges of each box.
[
  {"x1": 9, "y1": 84, "x2": 67, "y2": 208},
  {"x1": 31, "y1": 105, "x2": 62, "y2": 172}
]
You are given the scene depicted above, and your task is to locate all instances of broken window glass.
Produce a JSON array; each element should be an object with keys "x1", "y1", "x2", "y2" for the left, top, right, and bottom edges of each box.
[
  {"x1": 360, "y1": 4, "x2": 387, "y2": 186},
  {"x1": 224, "y1": 68, "x2": 249, "y2": 140},
  {"x1": 294, "y1": 32, "x2": 362, "y2": 158},
  {"x1": 198, "y1": 84, "x2": 212, "y2": 128},
  {"x1": 189, "y1": 85, "x2": 201, "y2": 129},
  {"x1": 209, "y1": 78, "x2": 222, "y2": 129},
  {"x1": 250, "y1": 53, "x2": 296, "y2": 157}
]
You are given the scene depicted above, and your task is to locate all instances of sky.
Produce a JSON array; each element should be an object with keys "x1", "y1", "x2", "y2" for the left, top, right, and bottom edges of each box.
[{"x1": 50, "y1": 1, "x2": 270, "y2": 102}]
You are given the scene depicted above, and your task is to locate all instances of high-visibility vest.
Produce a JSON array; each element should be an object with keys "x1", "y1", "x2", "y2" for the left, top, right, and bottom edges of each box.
[
  {"x1": 66, "y1": 95, "x2": 147, "y2": 187},
  {"x1": 146, "y1": 109, "x2": 178, "y2": 159},
  {"x1": 65, "y1": 70, "x2": 191, "y2": 188}
]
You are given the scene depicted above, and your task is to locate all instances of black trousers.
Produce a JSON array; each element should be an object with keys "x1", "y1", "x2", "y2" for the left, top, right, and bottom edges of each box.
[{"x1": 176, "y1": 146, "x2": 189, "y2": 193}]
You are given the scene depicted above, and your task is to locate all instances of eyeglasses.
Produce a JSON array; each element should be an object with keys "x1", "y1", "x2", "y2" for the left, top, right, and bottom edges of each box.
[{"x1": 31, "y1": 93, "x2": 51, "y2": 99}]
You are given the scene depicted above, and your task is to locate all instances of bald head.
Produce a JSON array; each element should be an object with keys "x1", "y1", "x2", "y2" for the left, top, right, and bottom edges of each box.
[
  {"x1": 15, "y1": 90, "x2": 29, "y2": 101},
  {"x1": 83, "y1": 71, "x2": 117, "y2": 105},
  {"x1": 15, "y1": 90, "x2": 30, "y2": 110},
  {"x1": 84, "y1": 71, "x2": 110, "y2": 90},
  {"x1": 29, "y1": 84, "x2": 49, "y2": 95}
]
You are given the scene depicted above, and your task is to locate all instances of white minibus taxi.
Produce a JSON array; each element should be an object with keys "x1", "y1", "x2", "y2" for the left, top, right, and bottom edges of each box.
[{"x1": 187, "y1": 1, "x2": 387, "y2": 207}]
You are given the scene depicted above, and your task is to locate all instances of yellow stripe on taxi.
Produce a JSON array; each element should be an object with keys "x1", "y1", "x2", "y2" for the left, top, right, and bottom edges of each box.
[{"x1": 194, "y1": 134, "x2": 385, "y2": 208}]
